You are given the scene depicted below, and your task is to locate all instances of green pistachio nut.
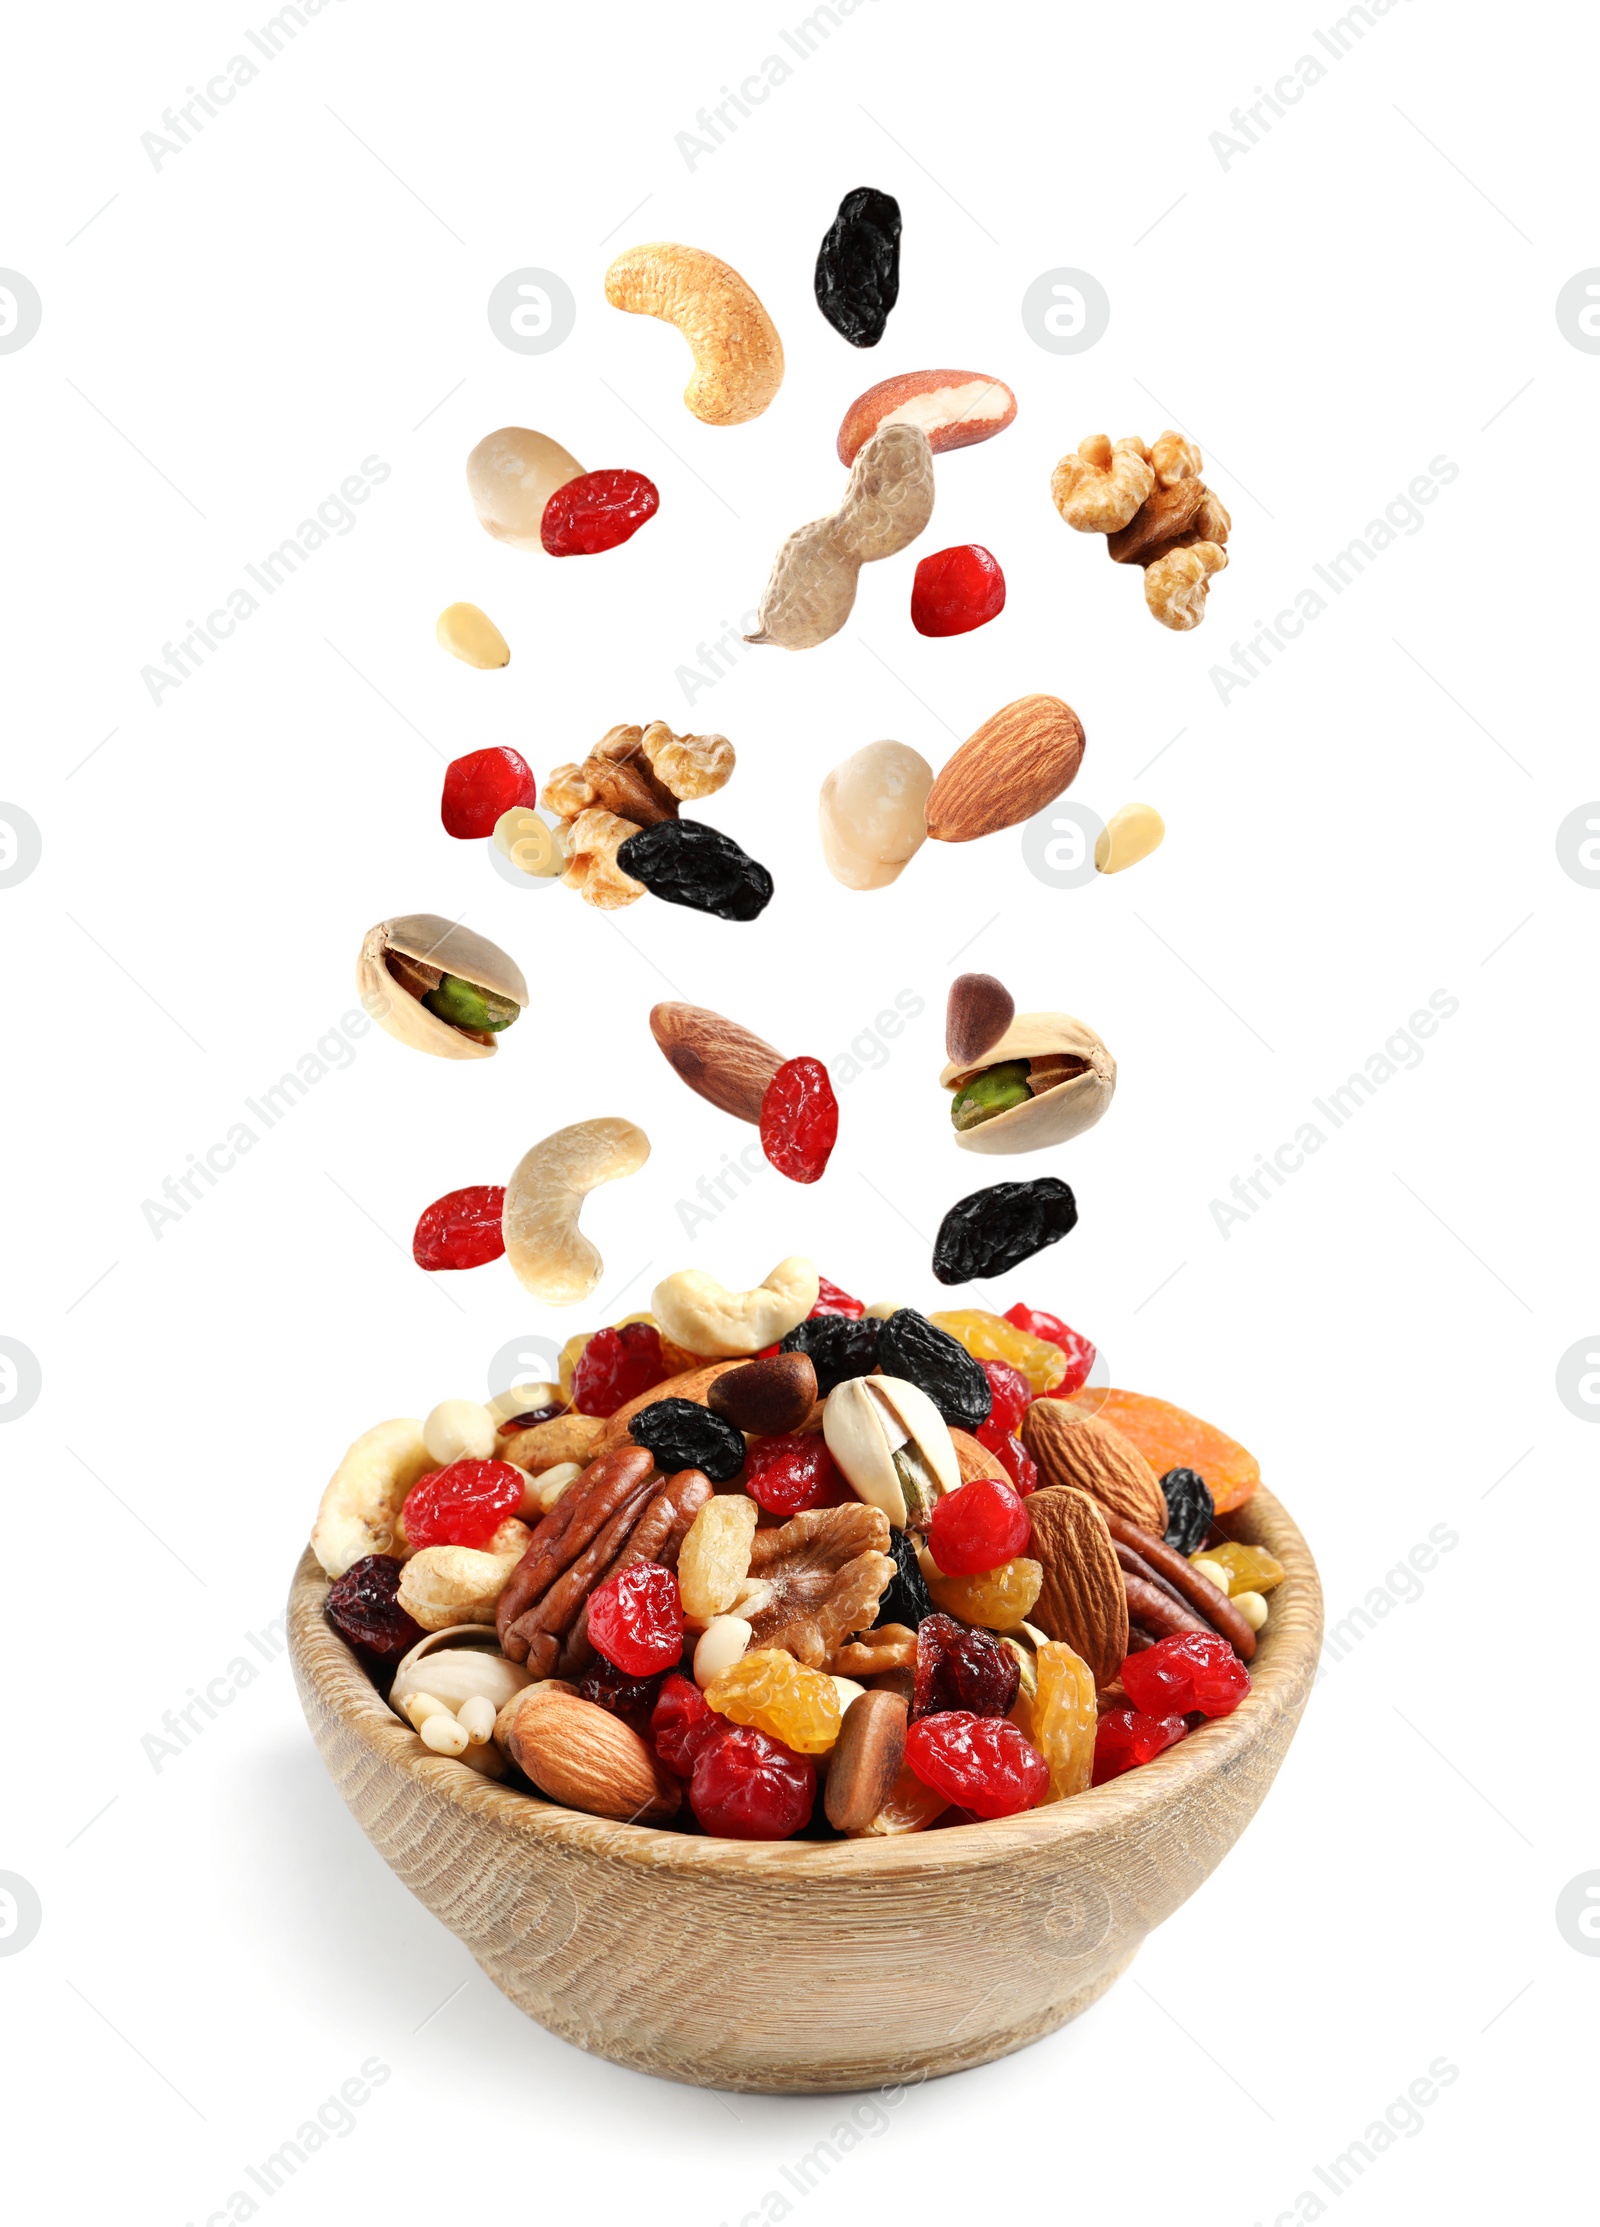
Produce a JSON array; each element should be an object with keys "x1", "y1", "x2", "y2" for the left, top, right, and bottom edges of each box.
[
  {"x1": 949, "y1": 1060, "x2": 1032, "y2": 1133},
  {"x1": 422, "y1": 974, "x2": 520, "y2": 1033}
]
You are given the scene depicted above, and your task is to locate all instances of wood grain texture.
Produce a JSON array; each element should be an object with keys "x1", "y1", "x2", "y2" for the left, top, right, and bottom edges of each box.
[{"x1": 288, "y1": 1488, "x2": 1322, "y2": 2093}]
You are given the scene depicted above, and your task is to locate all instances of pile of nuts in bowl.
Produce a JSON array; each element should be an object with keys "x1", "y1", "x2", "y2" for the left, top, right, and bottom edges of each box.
[{"x1": 313, "y1": 1258, "x2": 1282, "y2": 1839}]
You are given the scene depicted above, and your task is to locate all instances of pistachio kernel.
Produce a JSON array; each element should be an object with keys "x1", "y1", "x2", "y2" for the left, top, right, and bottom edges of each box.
[
  {"x1": 422, "y1": 974, "x2": 521, "y2": 1034},
  {"x1": 950, "y1": 1060, "x2": 1032, "y2": 1132}
]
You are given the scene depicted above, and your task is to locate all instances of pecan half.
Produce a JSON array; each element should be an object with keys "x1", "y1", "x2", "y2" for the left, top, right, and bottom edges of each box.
[
  {"x1": 1102, "y1": 1509, "x2": 1256, "y2": 1661},
  {"x1": 558, "y1": 1468, "x2": 713, "y2": 1675},
  {"x1": 735, "y1": 1503, "x2": 894, "y2": 1670},
  {"x1": 495, "y1": 1445, "x2": 655, "y2": 1662}
]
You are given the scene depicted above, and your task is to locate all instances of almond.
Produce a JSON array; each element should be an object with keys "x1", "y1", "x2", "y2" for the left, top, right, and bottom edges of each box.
[
  {"x1": 1020, "y1": 1402, "x2": 1167, "y2": 1535},
  {"x1": 1025, "y1": 1487, "x2": 1128, "y2": 1687},
  {"x1": 924, "y1": 695, "x2": 1086, "y2": 844},
  {"x1": 504, "y1": 1691, "x2": 681, "y2": 1823},
  {"x1": 948, "y1": 1428, "x2": 1009, "y2": 1486},
  {"x1": 649, "y1": 1001, "x2": 784, "y2": 1124}
]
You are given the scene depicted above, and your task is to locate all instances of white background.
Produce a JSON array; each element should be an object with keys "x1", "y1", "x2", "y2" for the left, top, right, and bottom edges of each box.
[{"x1": 2, "y1": 1, "x2": 1592, "y2": 2219}]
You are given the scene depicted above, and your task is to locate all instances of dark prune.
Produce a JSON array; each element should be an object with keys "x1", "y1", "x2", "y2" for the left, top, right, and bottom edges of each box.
[
  {"x1": 878, "y1": 1528, "x2": 935, "y2": 1630},
  {"x1": 616, "y1": 819, "x2": 773, "y2": 922},
  {"x1": 324, "y1": 1554, "x2": 424, "y2": 1666},
  {"x1": 578, "y1": 1656, "x2": 665, "y2": 1736},
  {"x1": 626, "y1": 1397, "x2": 745, "y2": 1482},
  {"x1": 876, "y1": 1308, "x2": 992, "y2": 1430},
  {"x1": 932, "y1": 1177, "x2": 1078, "y2": 1285},
  {"x1": 911, "y1": 1613, "x2": 1019, "y2": 1721},
  {"x1": 814, "y1": 186, "x2": 902, "y2": 348},
  {"x1": 780, "y1": 1312, "x2": 880, "y2": 1393},
  {"x1": 1161, "y1": 1467, "x2": 1214, "y2": 1557}
]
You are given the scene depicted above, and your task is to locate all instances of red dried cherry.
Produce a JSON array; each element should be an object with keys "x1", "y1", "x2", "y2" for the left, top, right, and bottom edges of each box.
[
  {"x1": 440, "y1": 746, "x2": 536, "y2": 840},
  {"x1": 759, "y1": 1057, "x2": 839, "y2": 1184},
  {"x1": 927, "y1": 1477, "x2": 1030, "y2": 1575},
  {"x1": 586, "y1": 1562, "x2": 685, "y2": 1677},
  {"x1": 1003, "y1": 1303, "x2": 1097, "y2": 1397},
  {"x1": 743, "y1": 1433, "x2": 851, "y2": 1517},
  {"x1": 910, "y1": 544, "x2": 1006, "y2": 638},
  {"x1": 1120, "y1": 1631, "x2": 1250, "y2": 1719},
  {"x1": 412, "y1": 1185, "x2": 506, "y2": 1271},
  {"x1": 811, "y1": 1277, "x2": 865, "y2": 1319},
  {"x1": 904, "y1": 1711, "x2": 1047, "y2": 1818},
  {"x1": 402, "y1": 1459, "x2": 524, "y2": 1550},
  {"x1": 978, "y1": 1359, "x2": 1030, "y2": 1437},
  {"x1": 540, "y1": 468, "x2": 659, "y2": 556},
  {"x1": 974, "y1": 1423, "x2": 1039, "y2": 1497},
  {"x1": 570, "y1": 1322, "x2": 667, "y2": 1418},
  {"x1": 912, "y1": 1613, "x2": 1019, "y2": 1720},
  {"x1": 651, "y1": 1672, "x2": 721, "y2": 1777},
  {"x1": 577, "y1": 1657, "x2": 664, "y2": 1736},
  {"x1": 689, "y1": 1724, "x2": 815, "y2": 1839},
  {"x1": 324, "y1": 1554, "x2": 424, "y2": 1664},
  {"x1": 1092, "y1": 1706, "x2": 1188, "y2": 1784}
]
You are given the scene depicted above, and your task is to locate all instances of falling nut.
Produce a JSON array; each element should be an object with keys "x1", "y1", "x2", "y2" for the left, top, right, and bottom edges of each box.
[
  {"x1": 1050, "y1": 436, "x2": 1155, "y2": 533},
  {"x1": 502, "y1": 1119, "x2": 651, "y2": 1307},
  {"x1": 925, "y1": 696, "x2": 1086, "y2": 844},
  {"x1": 494, "y1": 808, "x2": 570, "y2": 879},
  {"x1": 1145, "y1": 542, "x2": 1228, "y2": 631},
  {"x1": 819, "y1": 740, "x2": 935, "y2": 891},
  {"x1": 945, "y1": 973, "x2": 1014, "y2": 1067},
  {"x1": 357, "y1": 915, "x2": 528, "y2": 1062},
  {"x1": 604, "y1": 242, "x2": 784, "y2": 426},
  {"x1": 941, "y1": 1012, "x2": 1117, "y2": 1156},
  {"x1": 1095, "y1": 804, "x2": 1165, "y2": 876},
  {"x1": 436, "y1": 602, "x2": 510, "y2": 668},
  {"x1": 466, "y1": 427, "x2": 586, "y2": 552},
  {"x1": 651, "y1": 1259, "x2": 819, "y2": 1357},
  {"x1": 648, "y1": 1003, "x2": 784, "y2": 1123}
]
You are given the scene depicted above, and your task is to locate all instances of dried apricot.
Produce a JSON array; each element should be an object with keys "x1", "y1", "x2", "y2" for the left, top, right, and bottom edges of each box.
[{"x1": 1070, "y1": 1387, "x2": 1259, "y2": 1514}]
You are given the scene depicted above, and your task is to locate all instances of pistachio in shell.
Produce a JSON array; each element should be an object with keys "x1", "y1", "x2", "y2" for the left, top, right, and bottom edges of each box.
[
  {"x1": 357, "y1": 913, "x2": 528, "y2": 1062},
  {"x1": 939, "y1": 1012, "x2": 1115, "y2": 1155}
]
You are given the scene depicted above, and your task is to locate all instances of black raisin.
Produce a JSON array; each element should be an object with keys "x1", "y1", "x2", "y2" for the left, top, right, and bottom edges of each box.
[
  {"x1": 324, "y1": 1554, "x2": 424, "y2": 1666},
  {"x1": 616, "y1": 820, "x2": 773, "y2": 922},
  {"x1": 577, "y1": 1657, "x2": 664, "y2": 1737},
  {"x1": 1160, "y1": 1468, "x2": 1213, "y2": 1557},
  {"x1": 780, "y1": 1312, "x2": 880, "y2": 1393},
  {"x1": 877, "y1": 1529, "x2": 935, "y2": 1630},
  {"x1": 932, "y1": 1177, "x2": 1078, "y2": 1285},
  {"x1": 876, "y1": 1308, "x2": 992, "y2": 1430},
  {"x1": 626, "y1": 1397, "x2": 745, "y2": 1482},
  {"x1": 814, "y1": 187, "x2": 902, "y2": 348}
]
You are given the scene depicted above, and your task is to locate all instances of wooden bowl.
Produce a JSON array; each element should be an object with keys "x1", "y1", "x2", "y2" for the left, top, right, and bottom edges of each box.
[{"x1": 288, "y1": 1488, "x2": 1320, "y2": 2093}]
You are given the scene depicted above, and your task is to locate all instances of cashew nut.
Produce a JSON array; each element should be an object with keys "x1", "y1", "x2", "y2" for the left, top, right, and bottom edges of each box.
[
  {"x1": 311, "y1": 1419, "x2": 435, "y2": 1577},
  {"x1": 397, "y1": 1544, "x2": 524, "y2": 1632},
  {"x1": 502, "y1": 1118, "x2": 651, "y2": 1306},
  {"x1": 650, "y1": 1257, "x2": 819, "y2": 1357},
  {"x1": 604, "y1": 242, "x2": 784, "y2": 426},
  {"x1": 746, "y1": 424, "x2": 935, "y2": 652}
]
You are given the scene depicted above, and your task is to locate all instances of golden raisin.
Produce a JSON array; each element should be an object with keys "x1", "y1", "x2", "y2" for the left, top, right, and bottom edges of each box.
[
  {"x1": 704, "y1": 1648, "x2": 842, "y2": 1754},
  {"x1": 1031, "y1": 1641, "x2": 1096, "y2": 1802},
  {"x1": 925, "y1": 1557, "x2": 1043, "y2": 1630},
  {"x1": 928, "y1": 1309, "x2": 1067, "y2": 1394}
]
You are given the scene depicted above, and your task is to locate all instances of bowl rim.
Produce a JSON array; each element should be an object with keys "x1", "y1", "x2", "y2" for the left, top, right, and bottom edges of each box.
[{"x1": 288, "y1": 1485, "x2": 1322, "y2": 1879}]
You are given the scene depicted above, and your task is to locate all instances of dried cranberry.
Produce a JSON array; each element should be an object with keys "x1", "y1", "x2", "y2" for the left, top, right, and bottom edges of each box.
[
  {"x1": 440, "y1": 746, "x2": 536, "y2": 840},
  {"x1": 759, "y1": 1057, "x2": 839, "y2": 1183},
  {"x1": 586, "y1": 1562, "x2": 685, "y2": 1677},
  {"x1": 912, "y1": 1613, "x2": 1019, "y2": 1720},
  {"x1": 1003, "y1": 1303, "x2": 1097, "y2": 1397},
  {"x1": 910, "y1": 544, "x2": 1006, "y2": 637},
  {"x1": 651, "y1": 1672, "x2": 721, "y2": 1777},
  {"x1": 412, "y1": 1185, "x2": 506, "y2": 1271},
  {"x1": 743, "y1": 1433, "x2": 850, "y2": 1516},
  {"x1": 540, "y1": 468, "x2": 659, "y2": 556},
  {"x1": 979, "y1": 1359, "x2": 1031, "y2": 1437},
  {"x1": 570, "y1": 1322, "x2": 667, "y2": 1418},
  {"x1": 974, "y1": 1424, "x2": 1039, "y2": 1497},
  {"x1": 811, "y1": 1277, "x2": 865, "y2": 1319},
  {"x1": 577, "y1": 1655, "x2": 664, "y2": 1736},
  {"x1": 904, "y1": 1712, "x2": 1047, "y2": 1818},
  {"x1": 497, "y1": 1402, "x2": 562, "y2": 1435},
  {"x1": 1121, "y1": 1631, "x2": 1250, "y2": 1719},
  {"x1": 402, "y1": 1459, "x2": 524, "y2": 1550},
  {"x1": 1092, "y1": 1707, "x2": 1188, "y2": 1784},
  {"x1": 689, "y1": 1724, "x2": 815, "y2": 1839},
  {"x1": 928, "y1": 1478, "x2": 1031, "y2": 1575},
  {"x1": 324, "y1": 1554, "x2": 424, "y2": 1665}
]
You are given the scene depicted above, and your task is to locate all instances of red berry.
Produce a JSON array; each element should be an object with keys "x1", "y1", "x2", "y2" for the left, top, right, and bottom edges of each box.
[
  {"x1": 402, "y1": 1460, "x2": 524, "y2": 1551},
  {"x1": 974, "y1": 1423, "x2": 1039, "y2": 1497},
  {"x1": 1002, "y1": 1303, "x2": 1097, "y2": 1397},
  {"x1": 811, "y1": 1277, "x2": 865, "y2": 1319},
  {"x1": 910, "y1": 544, "x2": 1006, "y2": 637},
  {"x1": 412, "y1": 1185, "x2": 506, "y2": 1271},
  {"x1": 912, "y1": 1613, "x2": 1019, "y2": 1720},
  {"x1": 440, "y1": 746, "x2": 536, "y2": 840},
  {"x1": 1120, "y1": 1632, "x2": 1250, "y2": 1719},
  {"x1": 978, "y1": 1359, "x2": 1030, "y2": 1437},
  {"x1": 759, "y1": 1057, "x2": 839, "y2": 1184},
  {"x1": 743, "y1": 1433, "x2": 850, "y2": 1516},
  {"x1": 577, "y1": 1657, "x2": 664, "y2": 1736},
  {"x1": 1092, "y1": 1706, "x2": 1188, "y2": 1785},
  {"x1": 570, "y1": 1322, "x2": 667, "y2": 1418},
  {"x1": 324, "y1": 1554, "x2": 424, "y2": 1664},
  {"x1": 904, "y1": 1712, "x2": 1047, "y2": 1818},
  {"x1": 651, "y1": 1672, "x2": 721, "y2": 1777},
  {"x1": 540, "y1": 468, "x2": 659, "y2": 556},
  {"x1": 928, "y1": 1477, "x2": 1030, "y2": 1575},
  {"x1": 689, "y1": 1724, "x2": 815, "y2": 1839},
  {"x1": 586, "y1": 1562, "x2": 685, "y2": 1677}
]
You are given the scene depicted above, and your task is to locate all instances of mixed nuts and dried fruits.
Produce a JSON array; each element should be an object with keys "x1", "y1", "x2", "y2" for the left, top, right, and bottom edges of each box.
[{"x1": 313, "y1": 1257, "x2": 1280, "y2": 1838}]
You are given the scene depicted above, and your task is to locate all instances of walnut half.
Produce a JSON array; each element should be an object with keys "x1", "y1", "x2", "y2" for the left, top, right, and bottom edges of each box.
[
  {"x1": 731, "y1": 1503, "x2": 894, "y2": 1670},
  {"x1": 561, "y1": 808, "x2": 647, "y2": 909}
]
